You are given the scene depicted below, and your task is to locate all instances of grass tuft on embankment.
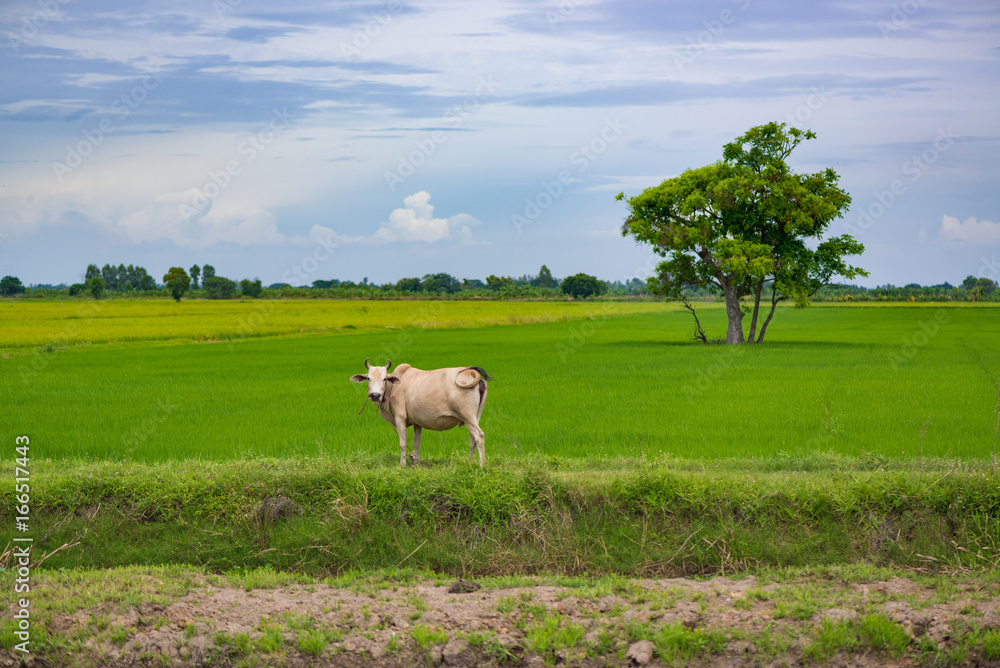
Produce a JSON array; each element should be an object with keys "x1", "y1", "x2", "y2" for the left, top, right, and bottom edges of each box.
[{"x1": 3, "y1": 454, "x2": 998, "y2": 576}]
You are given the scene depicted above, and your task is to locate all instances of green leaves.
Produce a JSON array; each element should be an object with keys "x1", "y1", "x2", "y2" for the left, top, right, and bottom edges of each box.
[{"x1": 619, "y1": 122, "x2": 866, "y2": 343}]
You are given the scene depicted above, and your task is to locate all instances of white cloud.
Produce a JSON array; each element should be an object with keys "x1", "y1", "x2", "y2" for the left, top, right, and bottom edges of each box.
[
  {"x1": 373, "y1": 191, "x2": 480, "y2": 244},
  {"x1": 106, "y1": 195, "x2": 286, "y2": 249},
  {"x1": 939, "y1": 215, "x2": 1000, "y2": 244}
]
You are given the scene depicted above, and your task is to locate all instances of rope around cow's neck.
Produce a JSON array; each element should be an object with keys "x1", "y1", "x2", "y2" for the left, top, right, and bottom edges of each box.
[{"x1": 357, "y1": 390, "x2": 387, "y2": 416}]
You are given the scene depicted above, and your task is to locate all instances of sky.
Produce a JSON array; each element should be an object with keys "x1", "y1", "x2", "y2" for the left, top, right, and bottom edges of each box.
[{"x1": 1, "y1": 0, "x2": 998, "y2": 289}]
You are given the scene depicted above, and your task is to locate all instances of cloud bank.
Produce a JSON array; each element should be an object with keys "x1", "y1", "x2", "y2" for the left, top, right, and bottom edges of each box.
[{"x1": 940, "y1": 215, "x2": 1000, "y2": 245}]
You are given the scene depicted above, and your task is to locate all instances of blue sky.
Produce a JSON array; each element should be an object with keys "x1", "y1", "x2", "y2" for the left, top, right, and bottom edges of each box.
[{"x1": 1, "y1": 0, "x2": 998, "y2": 288}]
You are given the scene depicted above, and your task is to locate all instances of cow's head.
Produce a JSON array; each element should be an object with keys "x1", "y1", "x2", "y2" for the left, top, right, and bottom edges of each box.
[{"x1": 350, "y1": 357, "x2": 399, "y2": 403}]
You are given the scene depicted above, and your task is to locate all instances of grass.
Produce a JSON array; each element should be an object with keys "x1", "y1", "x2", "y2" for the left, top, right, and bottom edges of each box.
[
  {"x1": 2, "y1": 301, "x2": 999, "y2": 461},
  {"x1": 1, "y1": 454, "x2": 998, "y2": 575},
  {"x1": 0, "y1": 297, "x2": 668, "y2": 352},
  {"x1": 804, "y1": 613, "x2": 912, "y2": 662},
  {"x1": 411, "y1": 624, "x2": 449, "y2": 650},
  {"x1": 2, "y1": 298, "x2": 1000, "y2": 665},
  {"x1": 524, "y1": 612, "x2": 586, "y2": 659}
]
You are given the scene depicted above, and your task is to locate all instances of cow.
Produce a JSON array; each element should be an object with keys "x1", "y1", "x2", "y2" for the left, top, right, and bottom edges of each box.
[{"x1": 351, "y1": 358, "x2": 490, "y2": 467}]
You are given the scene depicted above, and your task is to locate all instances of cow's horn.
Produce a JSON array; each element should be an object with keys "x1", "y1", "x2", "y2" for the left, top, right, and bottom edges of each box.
[
  {"x1": 385, "y1": 358, "x2": 392, "y2": 371},
  {"x1": 364, "y1": 357, "x2": 370, "y2": 370}
]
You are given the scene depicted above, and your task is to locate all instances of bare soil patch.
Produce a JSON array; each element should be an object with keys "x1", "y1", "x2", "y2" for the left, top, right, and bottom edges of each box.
[{"x1": 5, "y1": 570, "x2": 1000, "y2": 667}]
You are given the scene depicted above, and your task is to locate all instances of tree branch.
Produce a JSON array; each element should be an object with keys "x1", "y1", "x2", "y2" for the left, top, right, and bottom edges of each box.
[
  {"x1": 681, "y1": 295, "x2": 709, "y2": 344},
  {"x1": 755, "y1": 283, "x2": 785, "y2": 343}
]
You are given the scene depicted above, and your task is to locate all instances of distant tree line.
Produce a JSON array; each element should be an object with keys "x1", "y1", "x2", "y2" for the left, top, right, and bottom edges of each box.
[
  {"x1": 162, "y1": 265, "x2": 262, "y2": 301},
  {"x1": 811, "y1": 276, "x2": 999, "y2": 302},
  {"x1": 3, "y1": 265, "x2": 997, "y2": 302}
]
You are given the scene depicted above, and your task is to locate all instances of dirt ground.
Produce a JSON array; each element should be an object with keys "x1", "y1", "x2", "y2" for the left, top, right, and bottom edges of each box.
[{"x1": 5, "y1": 573, "x2": 1000, "y2": 667}]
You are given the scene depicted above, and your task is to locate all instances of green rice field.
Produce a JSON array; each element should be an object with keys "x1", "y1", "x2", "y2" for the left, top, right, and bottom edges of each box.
[{"x1": 2, "y1": 299, "x2": 998, "y2": 462}]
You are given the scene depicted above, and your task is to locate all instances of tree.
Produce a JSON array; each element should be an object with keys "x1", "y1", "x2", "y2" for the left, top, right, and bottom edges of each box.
[
  {"x1": 532, "y1": 264, "x2": 557, "y2": 288},
  {"x1": 204, "y1": 276, "x2": 237, "y2": 299},
  {"x1": 138, "y1": 272, "x2": 156, "y2": 291},
  {"x1": 619, "y1": 122, "x2": 867, "y2": 344},
  {"x1": 85, "y1": 264, "x2": 100, "y2": 282},
  {"x1": 87, "y1": 276, "x2": 106, "y2": 300},
  {"x1": 421, "y1": 273, "x2": 460, "y2": 293},
  {"x1": 100, "y1": 264, "x2": 118, "y2": 291},
  {"x1": 190, "y1": 265, "x2": 201, "y2": 290},
  {"x1": 0, "y1": 275, "x2": 25, "y2": 296},
  {"x1": 486, "y1": 275, "x2": 514, "y2": 291},
  {"x1": 395, "y1": 277, "x2": 423, "y2": 293},
  {"x1": 976, "y1": 278, "x2": 997, "y2": 295},
  {"x1": 202, "y1": 265, "x2": 216, "y2": 285},
  {"x1": 560, "y1": 273, "x2": 603, "y2": 298},
  {"x1": 239, "y1": 278, "x2": 263, "y2": 298},
  {"x1": 163, "y1": 267, "x2": 191, "y2": 302}
]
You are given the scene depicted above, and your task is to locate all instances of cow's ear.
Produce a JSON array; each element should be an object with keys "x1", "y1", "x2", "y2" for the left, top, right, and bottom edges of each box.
[
  {"x1": 386, "y1": 375, "x2": 400, "y2": 384},
  {"x1": 350, "y1": 374, "x2": 368, "y2": 383}
]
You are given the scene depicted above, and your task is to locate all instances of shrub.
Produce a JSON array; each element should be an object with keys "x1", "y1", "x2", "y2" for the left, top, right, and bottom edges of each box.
[
  {"x1": 204, "y1": 276, "x2": 237, "y2": 300},
  {"x1": 239, "y1": 279, "x2": 263, "y2": 298},
  {"x1": 560, "y1": 273, "x2": 604, "y2": 298}
]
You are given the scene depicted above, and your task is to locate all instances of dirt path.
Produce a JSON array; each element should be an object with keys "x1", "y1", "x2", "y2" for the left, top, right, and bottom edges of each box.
[{"x1": 5, "y1": 570, "x2": 1000, "y2": 667}]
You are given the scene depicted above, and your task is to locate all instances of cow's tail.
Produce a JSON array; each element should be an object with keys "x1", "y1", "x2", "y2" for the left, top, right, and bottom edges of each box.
[
  {"x1": 458, "y1": 366, "x2": 490, "y2": 414},
  {"x1": 464, "y1": 366, "x2": 492, "y2": 382}
]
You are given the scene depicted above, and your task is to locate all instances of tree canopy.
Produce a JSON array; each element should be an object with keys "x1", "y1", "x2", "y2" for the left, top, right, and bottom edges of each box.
[
  {"x1": 163, "y1": 267, "x2": 191, "y2": 302},
  {"x1": 619, "y1": 122, "x2": 867, "y2": 344},
  {"x1": 204, "y1": 276, "x2": 237, "y2": 299},
  {"x1": 0, "y1": 275, "x2": 25, "y2": 296},
  {"x1": 561, "y1": 273, "x2": 604, "y2": 299}
]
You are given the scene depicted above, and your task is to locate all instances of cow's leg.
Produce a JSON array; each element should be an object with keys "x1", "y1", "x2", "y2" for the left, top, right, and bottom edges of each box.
[
  {"x1": 410, "y1": 426, "x2": 423, "y2": 466},
  {"x1": 395, "y1": 421, "x2": 408, "y2": 467},
  {"x1": 466, "y1": 421, "x2": 485, "y2": 467}
]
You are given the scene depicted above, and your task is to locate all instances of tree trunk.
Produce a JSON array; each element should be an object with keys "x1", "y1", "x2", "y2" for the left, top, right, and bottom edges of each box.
[
  {"x1": 722, "y1": 283, "x2": 745, "y2": 344},
  {"x1": 755, "y1": 286, "x2": 781, "y2": 343},
  {"x1": 747, "y1": 280, "x2": 764, "y2": 343}
]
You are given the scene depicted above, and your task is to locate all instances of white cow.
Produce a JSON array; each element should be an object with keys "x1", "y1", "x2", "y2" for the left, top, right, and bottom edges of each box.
[{"x1": 351, "y1": 358, "x2": 490, "y2": 467}]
